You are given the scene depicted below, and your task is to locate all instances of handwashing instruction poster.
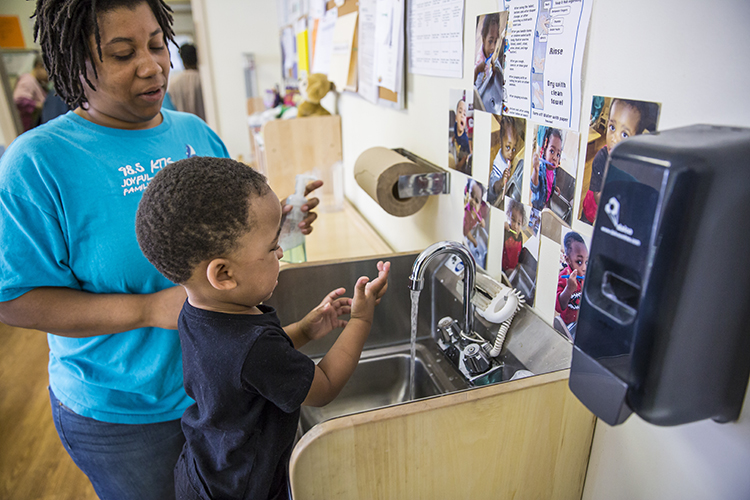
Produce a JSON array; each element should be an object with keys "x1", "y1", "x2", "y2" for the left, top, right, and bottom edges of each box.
[{"x1": 503, "y1": 0, "x2": 592, "y2": 130}]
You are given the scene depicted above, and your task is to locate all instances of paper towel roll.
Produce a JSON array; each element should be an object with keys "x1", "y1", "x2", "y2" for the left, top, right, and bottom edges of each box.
[{"x1": 354, "y1": 147, "x2": 431, "y2": 217}]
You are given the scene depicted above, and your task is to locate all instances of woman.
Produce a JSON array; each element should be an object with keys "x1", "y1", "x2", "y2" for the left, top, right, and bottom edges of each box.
[{"x1": 0, "y1": 1, "x2": 320, "y2": 498}]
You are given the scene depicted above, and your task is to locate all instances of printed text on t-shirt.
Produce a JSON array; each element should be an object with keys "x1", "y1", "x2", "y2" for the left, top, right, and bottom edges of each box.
[{"x1": 119, "y1": 157, "x2": 172, "y2": 196}]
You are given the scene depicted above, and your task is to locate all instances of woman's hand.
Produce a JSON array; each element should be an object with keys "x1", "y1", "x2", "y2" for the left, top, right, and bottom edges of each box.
[
  {"x1": 281, "y1": 179, "x2": 324, "y2": 235},
  {"x1": 145, "y1": 286, "x2": 188, "y2": 330}
]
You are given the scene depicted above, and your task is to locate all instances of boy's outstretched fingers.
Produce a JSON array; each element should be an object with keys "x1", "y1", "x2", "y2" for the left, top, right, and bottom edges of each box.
[{"x1": 367, "y1": 261, "x2": 390, "y2": 302}]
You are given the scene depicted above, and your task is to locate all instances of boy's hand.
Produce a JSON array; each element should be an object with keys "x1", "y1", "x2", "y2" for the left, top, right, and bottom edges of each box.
[
  {"x1": 350, "y1": 261, "x2": 391, "y2": 324},
  {"x1": 299, "y1": 287, "x2": 352, "y2": 342},
  {"x1": 566, "y1": 269, "x2": 579, "y2": 291}
]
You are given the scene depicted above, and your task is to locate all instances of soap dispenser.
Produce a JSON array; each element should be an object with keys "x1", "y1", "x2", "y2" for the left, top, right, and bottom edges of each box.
[{"x1": 279, "y1": 174, "x2": 317, "y2": 263}]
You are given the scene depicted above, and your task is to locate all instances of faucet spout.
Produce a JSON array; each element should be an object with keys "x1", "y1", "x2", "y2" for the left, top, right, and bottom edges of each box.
[{"x1": 408, "y1": 241, "x2": 477, "y2": 336}]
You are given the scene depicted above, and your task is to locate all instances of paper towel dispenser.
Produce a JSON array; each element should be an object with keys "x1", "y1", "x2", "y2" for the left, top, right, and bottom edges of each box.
[{"x1": 569, "y1": 124, "x2": 750, "y2": 426}]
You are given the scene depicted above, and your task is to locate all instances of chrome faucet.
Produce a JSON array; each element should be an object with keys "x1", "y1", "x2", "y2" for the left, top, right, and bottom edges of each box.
[{"x1": 408, "y1": 241, "x2": 477, "y2": 337}]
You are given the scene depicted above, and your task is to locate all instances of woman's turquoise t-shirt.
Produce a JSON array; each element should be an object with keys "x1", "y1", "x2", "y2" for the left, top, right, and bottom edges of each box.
[{"x1": 0, "y1": 110, "x2": 229, "y2": 424}]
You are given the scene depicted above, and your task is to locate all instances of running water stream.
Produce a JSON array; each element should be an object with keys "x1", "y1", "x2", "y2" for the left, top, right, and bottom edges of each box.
[{"x1": 409, "y1": 289, "x2": 421, "y2": 401}]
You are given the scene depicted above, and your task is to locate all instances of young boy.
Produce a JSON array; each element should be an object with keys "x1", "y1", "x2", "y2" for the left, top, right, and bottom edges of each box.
[
  {"x1": 581, "y1": 98, "x2": 659, "y2": 224},
  {"x1": 451, "y1": 99, "x2": 472, "y2": 174},
  {"x1": 135, "y1": 157, "x2": 390, "y2": 500},
  {"x1": 556, "y1": 231, "x2": 588, "y2": 326},
  {"x1": 488, "y1": 115, "x2": 519, "y2": 206}
]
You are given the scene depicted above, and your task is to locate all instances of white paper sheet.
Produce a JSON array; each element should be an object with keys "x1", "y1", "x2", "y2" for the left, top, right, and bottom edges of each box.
[
  {"x1": 328, "y1": 11, "x2": 358, "y2": 92},
  {"x1": 374, "y1": 0, "x2": 403, "y2": 93},
  {"x1": 357, "y1": 0, "x2": 380, "y2": 104},
  {"x1": 504, "y1": 0, "x2": 592, "y2": 129},
  {"x1": 312, "y1": 7, "x2": 337, "y2": 75},
  {"x1": 408, "y1": 0, "x2": 465, "y2": 78},
  {"x1": 310, "y1": 0, "x2": 327, "y2": 19}
]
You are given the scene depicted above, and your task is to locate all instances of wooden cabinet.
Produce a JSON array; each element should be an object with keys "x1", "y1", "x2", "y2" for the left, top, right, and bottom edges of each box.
[{"x1": 290, "y1": 370, "x2": 595, "y2": 499}]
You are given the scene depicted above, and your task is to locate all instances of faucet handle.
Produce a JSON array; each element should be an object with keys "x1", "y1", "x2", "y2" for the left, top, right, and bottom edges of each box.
[
  {"x1": 463, "y1": 343, "x2": 491, "y2": 375},
  {"x1": 437, "y1": 316, "x2": 460, "y2": 344}
]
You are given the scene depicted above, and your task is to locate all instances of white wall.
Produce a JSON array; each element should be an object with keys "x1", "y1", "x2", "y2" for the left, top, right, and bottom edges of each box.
[
  {"x1": 577, "y1": 1, "x2": 750, "y2": 499},
  {"x1": 192, "y1": 0, "x2": 283, "y2": 160}
]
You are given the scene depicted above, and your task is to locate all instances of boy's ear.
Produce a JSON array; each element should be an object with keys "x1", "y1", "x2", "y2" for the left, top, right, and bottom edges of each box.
[{"x1": 206, "y1": 258, "x2": 237, "y2": 291}]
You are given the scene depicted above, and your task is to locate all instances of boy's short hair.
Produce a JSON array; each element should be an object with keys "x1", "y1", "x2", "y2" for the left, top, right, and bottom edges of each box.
[
  {"x1": 456, "y1": 98, "x2": 465, "y2": 114},
  {"x1": 506, "y1": 199, "x2": 526, "y2": 224},
  {"x1": 563, "y1": 231, "x2": 585, "y2": 255},
  {"x1": 136, "y1": 157, "x2": 270, "y2": 284},
  {"x1": 611, "y1": 98, "x2": 660, "y2": 134}
]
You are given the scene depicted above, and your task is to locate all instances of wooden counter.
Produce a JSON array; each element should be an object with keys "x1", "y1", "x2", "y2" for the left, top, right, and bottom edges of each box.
[
  {"x1": 290, "y1": 369, "x2": 596, "y2": 499},
  {"x1": 284, "y1": 198, "x2": 393, "y2": 264}
]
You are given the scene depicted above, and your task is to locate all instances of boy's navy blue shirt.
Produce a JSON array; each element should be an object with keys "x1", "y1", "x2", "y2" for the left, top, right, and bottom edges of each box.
[{"x1": 176, "y1": 302, "x2": 315, "y2": 499}]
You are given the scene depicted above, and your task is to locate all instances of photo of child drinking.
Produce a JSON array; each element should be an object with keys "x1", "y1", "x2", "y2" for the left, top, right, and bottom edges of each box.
[
  {"x1": 501, "y1": 197, "x2": 540, "y2": 305},
  {"x1": 463, "y1": 178, "x2": 490, "y2": 269},
  {"x1": 555, "y1": 230, "x2": 589, "y2": 339},
  {"x1": 473, "y1": 11, "x2": 508, "y2": 114},
  {"x1": 579, "y1": 96, "x2": 661, "y2": 225},
  {"x1": 529, "y1": 124, "x2": 580, "y2": 225},
  {"x1": 487, "y1": 114, "x2": 525, "y2": 208},
  {"x1": 502, "y1": 199, "x2": 526, "y2": 273},
  {"x1": 448, "y1": 89, "x2": 473, "y2": 175}
]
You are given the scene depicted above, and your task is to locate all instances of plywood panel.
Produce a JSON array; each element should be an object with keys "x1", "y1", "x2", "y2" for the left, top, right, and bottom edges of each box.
[
  {"x1": 262, "y1": 115, "x2": 343, "y2": 198},
  {"x1": 291, "y1": 370, "x2": 595, "y2": 500}
]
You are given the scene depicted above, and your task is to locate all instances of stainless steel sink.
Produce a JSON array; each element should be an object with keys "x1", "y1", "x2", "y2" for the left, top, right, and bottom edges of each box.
[
  {"x1": 265, "y1": 252, "x2": 572, "y2": 434},
  {"x1": 298, "y1": 342, "x2": 466, "y2": 433}
]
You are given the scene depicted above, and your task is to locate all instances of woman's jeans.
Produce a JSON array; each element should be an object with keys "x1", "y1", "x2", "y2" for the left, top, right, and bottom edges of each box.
[{"x1": 49, "y1": 387, "x2": 185, "y2": 500}]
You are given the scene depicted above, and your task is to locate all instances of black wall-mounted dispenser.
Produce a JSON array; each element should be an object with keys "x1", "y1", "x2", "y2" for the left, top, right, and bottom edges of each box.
[{"x1": 569, "y1": 125, "x2": 750, "y2": 426}]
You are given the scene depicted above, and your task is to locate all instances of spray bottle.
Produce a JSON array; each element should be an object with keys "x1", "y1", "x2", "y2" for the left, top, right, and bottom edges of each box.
[{"x1": 279, "y1": 174, "x2": 317, "y2": 263}]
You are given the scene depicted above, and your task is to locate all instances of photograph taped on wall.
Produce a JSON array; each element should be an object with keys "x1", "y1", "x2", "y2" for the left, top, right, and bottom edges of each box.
[
  {"x1": 579, "y1": 96, "x2": 661, "y2": 226},
  {"x1": 464, "y1": 178, "x2": 490, "y2": 270},
  {"x1": 448, "y1": 89, "x2": 474, "y2": 176},
  {"x1": 552, "y1": 228, "x2": 590, "y2": 341},
  {"x1": 501, "y1": 196, "x2": 540, "y2": 306},
  {"x1": 473, "y1": 11, "x2": 509, "y2": 115},
  {"x1": 487, "y1": 114, "x2": 526, "y2": 209},
  {"x1": 528, "y1": 123, "x2": 579, "y2": 226}
]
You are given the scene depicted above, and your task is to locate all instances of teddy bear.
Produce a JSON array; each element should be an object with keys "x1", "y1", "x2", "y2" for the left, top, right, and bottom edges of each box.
[{"x1": 297, "y1": 73, "x2": 336, "y2": 117}]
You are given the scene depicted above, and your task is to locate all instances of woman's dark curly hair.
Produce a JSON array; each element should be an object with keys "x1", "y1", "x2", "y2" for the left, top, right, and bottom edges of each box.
[
  {"x1": 135, "y1": 157, "x2": 271, "y2": 284},
  {"x1": 33, "y1": 0, "x2": 175, "y2": 109}
]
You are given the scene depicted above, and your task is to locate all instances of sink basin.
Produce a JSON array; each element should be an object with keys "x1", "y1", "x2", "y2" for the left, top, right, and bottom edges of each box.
[
  {"x1": 298, "y1": 343, "x2": 465, "y2": 433},
  {"x1": 266, "y1": 252, "x2": 572, "y2": 435}
]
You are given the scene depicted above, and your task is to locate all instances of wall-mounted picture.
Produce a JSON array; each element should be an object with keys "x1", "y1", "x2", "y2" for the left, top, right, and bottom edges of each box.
[
  {"x1": 553, "y1": 229, "x2": 590, "y2": 341},
  {"x1": 473, "y1": 11, "x2": 508, "y2": 115},
  {"x1": 448, "y1": 89, "x2": 473, "y2": 175},
  {"x1": 502, "y1": 197, "x2": 540, "y2": 306},
  {"x1": 463, "y1": 178, "x2": 490, "y2": 269},
  {"x1": 487, "y1": 114, "x2": 526, "y2": 209},
  {"x1": 579, "y1": 96, "x2": 661, "y2": 225},
  {"x1": 529, "y1": 124, "x2": 580, "y2": 225}
]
